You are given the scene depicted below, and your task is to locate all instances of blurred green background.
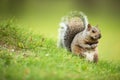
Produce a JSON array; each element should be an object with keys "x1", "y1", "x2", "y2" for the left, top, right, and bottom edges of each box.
[{"x1": 0, "y1": 0, "x2": 120, "y2": 62}]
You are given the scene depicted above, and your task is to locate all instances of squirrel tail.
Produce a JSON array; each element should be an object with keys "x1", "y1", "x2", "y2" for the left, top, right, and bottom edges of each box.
[
  {"x1": 57, "y1": 11, "x2": 89, "y2": 50},
  {"x1": 80, "y1": 12, "x2": 89, "y2": 36},
  {"x1": 80, "y1": 12, "x2": 88, "y2": 31},
  {"x1": 57, "y1": 22, "x2": 67, "y2": 48}
]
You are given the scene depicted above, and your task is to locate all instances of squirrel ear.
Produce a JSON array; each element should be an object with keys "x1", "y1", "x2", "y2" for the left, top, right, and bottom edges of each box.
[{"x1": 87, "y1": 24, "x2": 92, "y2": 31}]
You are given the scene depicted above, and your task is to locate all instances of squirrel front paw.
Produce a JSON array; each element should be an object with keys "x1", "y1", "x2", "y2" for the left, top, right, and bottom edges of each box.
[{"x1": 91, "y1": 44, "x2": 97, "y2": 49}]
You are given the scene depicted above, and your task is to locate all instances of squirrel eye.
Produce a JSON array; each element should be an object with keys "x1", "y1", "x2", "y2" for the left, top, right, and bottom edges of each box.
[{"x1": 92, "y1": 30, "x2": 96, "y2": 33}]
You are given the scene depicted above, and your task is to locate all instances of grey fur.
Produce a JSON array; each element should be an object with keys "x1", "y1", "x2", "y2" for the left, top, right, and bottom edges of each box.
[{"x1": 58, "y1": 12, "x2": 88, "y2": 51}]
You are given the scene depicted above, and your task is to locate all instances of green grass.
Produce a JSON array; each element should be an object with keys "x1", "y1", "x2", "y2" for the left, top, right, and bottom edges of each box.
[{"x1": 0, "y1": 19, "x2": 120, "y2": 80}]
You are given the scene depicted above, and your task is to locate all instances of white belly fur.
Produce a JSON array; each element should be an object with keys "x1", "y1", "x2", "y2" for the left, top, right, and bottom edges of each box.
[{"x1": 84, "y1": 51, "x2": 95, "y2": 62}]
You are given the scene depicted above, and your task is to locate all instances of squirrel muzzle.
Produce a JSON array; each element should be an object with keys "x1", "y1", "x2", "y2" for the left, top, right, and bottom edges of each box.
[{"x1": 91, "y1": 33, "x2": 101, "y2": 40}]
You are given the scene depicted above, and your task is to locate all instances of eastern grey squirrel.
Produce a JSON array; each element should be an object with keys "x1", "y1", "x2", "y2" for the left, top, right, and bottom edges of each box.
[{"x1": 57, "y1": 11, "x2": 101, "y2": 62}]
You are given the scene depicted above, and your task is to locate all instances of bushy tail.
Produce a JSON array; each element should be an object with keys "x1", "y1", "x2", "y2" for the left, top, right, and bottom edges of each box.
[
  {"x1": 57, "y1": 22, "x2": 67, "y2": 48},
  {"x1": 60, "y1": 11, "x2": 89, "y2": 30},
  {"x1": 57, "y1": 11, "x2": 89, "y2": 51},
  {"x1": 80, "y1": 12, "x2": 89, "y2": 31}
]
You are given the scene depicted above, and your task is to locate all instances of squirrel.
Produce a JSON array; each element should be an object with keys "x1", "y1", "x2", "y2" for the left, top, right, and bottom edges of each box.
[{"x1": 57, "y1": 11, "x2": 101, "y2": 63}]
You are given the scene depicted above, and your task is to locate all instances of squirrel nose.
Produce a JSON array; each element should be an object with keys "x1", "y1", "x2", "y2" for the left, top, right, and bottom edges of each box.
[
  {"x1": 94, "y1": 34, "x2": 101, "y2": 39},
  {"x1": 98, "y1": 34, "x2": 101, "y2": 39}
]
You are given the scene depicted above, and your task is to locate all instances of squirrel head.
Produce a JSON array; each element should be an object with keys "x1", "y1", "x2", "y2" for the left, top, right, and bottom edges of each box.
[{"x1": 86, "y1": 24, "x2": 101, "y2": 41}]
